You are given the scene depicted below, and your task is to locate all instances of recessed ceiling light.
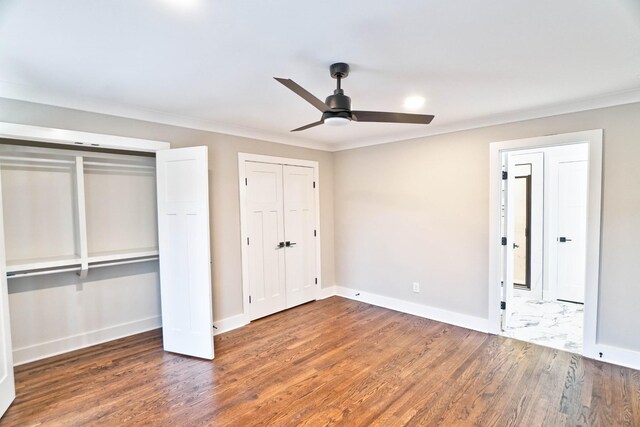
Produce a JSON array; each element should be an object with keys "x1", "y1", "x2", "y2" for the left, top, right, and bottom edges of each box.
[
  {"x1": 404, "y1": 95, "x2": 426, "y2": 110},
  {"x1": 160, "y1": 0, "x2": 202, "y2": 12}
]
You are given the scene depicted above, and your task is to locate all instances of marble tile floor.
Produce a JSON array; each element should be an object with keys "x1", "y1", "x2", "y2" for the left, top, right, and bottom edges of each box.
[{"x1": 501, "y1": 294, "x2": 584, "y2": 354}]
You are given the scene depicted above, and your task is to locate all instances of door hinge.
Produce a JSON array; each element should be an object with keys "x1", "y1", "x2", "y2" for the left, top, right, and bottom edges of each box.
[
  {"x1": 313, "y1": 181, "x2": 316, "y2": 188},
  {"x1": 245, "y1": 177, "x2": 248, "y2": 186},
  {"x1": 315, "y1": 278, "x2": 318, "y2": 285},
  {"x1": 501, "y1": 301, "x2": 506, "y2": 310},
  {"x1": 247, "y1": 237, "x2": 250, "y2": 245},
  {"x1": 249, "y1": 296, "x2": 252, "y2": 304},
  {"x1": 314, "y1": 229, "x2": 317, "y2": 237},
  {"x1": 502, "y1": 171, "x2": 508, "y2": 180},
  {"x1": 501, "y1": 237, "x2": 507, "y2": 246}
]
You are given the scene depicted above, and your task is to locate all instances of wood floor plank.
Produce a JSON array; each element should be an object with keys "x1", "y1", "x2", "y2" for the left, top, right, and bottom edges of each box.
[{"x1": 1, "y1": 296, "x2": 638, "y2": 426}]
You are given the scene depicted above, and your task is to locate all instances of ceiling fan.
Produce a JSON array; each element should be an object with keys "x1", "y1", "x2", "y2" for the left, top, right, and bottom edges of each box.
[{"x1": 274, "y1": 62, "x2": 434, "y2": 132}]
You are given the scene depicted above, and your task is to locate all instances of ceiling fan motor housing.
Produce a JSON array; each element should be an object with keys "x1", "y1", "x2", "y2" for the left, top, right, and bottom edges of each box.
[{"x1": 325, "y1": 91, "x2": 351, "y2": 111}]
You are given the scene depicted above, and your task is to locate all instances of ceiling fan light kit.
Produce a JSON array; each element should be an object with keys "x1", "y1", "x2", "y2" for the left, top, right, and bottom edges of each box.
[
  {"x1": 324, "y1": 116, "x2": 350, "y2": 126},
  {"x1": 274, "y1": 62, "x2": 435, "y2": 132}
]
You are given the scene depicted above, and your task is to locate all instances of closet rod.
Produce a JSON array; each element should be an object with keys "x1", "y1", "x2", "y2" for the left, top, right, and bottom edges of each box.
[
  {"x1": 83, "y1": 161, "x2": 155, "y2": 170},
  {"x1": 0, "y1": 156, "x2": 75, "y2": 165},
  {"x1": 7, "y1": 266, "x2": 81, "y2": 279},
  {"x1": 6, "y1": 256, "x2": 159, "y2": 279},
  {"x1": 89, "y1": 256, "x2": 159, "y2": 269}
]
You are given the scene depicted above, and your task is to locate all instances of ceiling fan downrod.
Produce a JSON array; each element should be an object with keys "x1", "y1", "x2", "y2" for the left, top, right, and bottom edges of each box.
[{"x1": 326, "y1": 63, "x2": 351, "y2": 112}]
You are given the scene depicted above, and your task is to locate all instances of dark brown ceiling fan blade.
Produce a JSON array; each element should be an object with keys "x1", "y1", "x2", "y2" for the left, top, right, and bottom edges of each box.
[
  {"x1": 291, "y1": 120, "x2": 324, "y2": 132},
  {"x1": 351, "y1": 111, "x2": 434, "y2": 125},
  {"x1": 274, "y1": 77, "x2": 329, "y2": 113}
]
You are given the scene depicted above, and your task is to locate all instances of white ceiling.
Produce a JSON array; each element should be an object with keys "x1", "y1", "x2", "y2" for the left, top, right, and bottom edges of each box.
[{"x1": 1, "y1": 0, "x2": 639, "y2": 151}]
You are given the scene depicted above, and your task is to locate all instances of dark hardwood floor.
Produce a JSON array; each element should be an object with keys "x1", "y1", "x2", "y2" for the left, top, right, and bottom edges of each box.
[{"x1": 1, "y1": 296, "x2": 639, "y2": 426}]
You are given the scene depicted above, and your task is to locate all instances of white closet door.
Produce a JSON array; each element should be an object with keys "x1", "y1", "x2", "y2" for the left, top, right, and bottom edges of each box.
[
  {"x1": 156, "y1": 146, "x2": 214, "y2": 360},
  {"x1": 283, "y1": 165, "x2": 317, "y2": 308},
  {"x1": 246, "y1": 161, "x2": 287, "y2": 320},
  {"x1": 0, "y1": 172, "x2": 15, "y2": 417}
]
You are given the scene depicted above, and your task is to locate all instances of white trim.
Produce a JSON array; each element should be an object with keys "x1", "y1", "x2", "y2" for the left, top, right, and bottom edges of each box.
[
  {"x1": 594, "y1": 344, "x2": 640, "y2": 371},
  {"x1": 0, "y1": 122, "x2": 170, "y2": 153},
  {"x1": 2, "y1": 85, "x2": 639, "y2": 153},
  {"x1": 237, "y1": 153, "x2": 322, "y2": 321},
  {"x1": 12, "y1": 316, "x2": 162, "y2": 366},
  {"x1": 335, "y1": 286, "x2": 490, "y2": 333},
  {"x1": 238, "y1": 153, "x2": 319, "y2": 169},
  {"x1": 488, "y1": 129, "x2": 603, "y2": 360},
  {"x1": 0, "y1": 86, "x2": 332, "y2": 151},
  {"x1": 213, "y1": 313, "x2": 249, "y2": 336},
  {"x1": 317, "y1": 286, "x2": 337, "y2": 300},
  {"x1": 12, "y1": 311, "x2": 254, "y2": 366},
  {"x1": 333, "y1": 89, "x2": 640, "y2": 152}
]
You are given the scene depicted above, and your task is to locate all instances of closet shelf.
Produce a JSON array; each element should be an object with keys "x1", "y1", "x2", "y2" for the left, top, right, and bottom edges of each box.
[
  {"x1": 87, "y1": 248, "x2": 159, "y2": 263},
  {"x1": 6, "y1": 249, "x2": 159, "y2": 279},
  {"x1": 6, "y1": 255, "x2": 82, "y2": 275}
]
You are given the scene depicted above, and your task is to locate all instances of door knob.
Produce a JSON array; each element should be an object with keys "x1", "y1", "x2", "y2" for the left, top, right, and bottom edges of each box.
[
  {"x1": 513, "y1": 243, "x2": 519, "y2": 249},
  {"x1": 558, "y1": 237, "x2": 572, "y2": 243},
  {"x1": 285, "y1": 241, "x2": 297, "y2": 247},
  {"x1": 276, "y1": 242, "x2": 285, "y2": 249}
]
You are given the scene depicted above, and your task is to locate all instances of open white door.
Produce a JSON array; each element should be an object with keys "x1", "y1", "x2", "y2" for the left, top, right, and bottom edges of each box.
[
  {"x1": 156, "y1": 146, "x2": 214, "y2": 360},
  {"x1": 0, "y1": 172, "x2": 15, "y2": 416},
  {"x1": 502, "y1": 155, "x2": 517, "y2": 329}
]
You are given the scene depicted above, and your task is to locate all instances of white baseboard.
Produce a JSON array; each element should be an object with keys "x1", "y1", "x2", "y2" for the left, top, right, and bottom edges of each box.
[
  {"x1": 317, "y1": 286, "x2": 337, "y2": 300},
  {"x1": 213, "y1": 313, "x2": 249, "y2": 336},
  {"x1": 13, "y1": 315, "x2": 162, "y2": 366},
  {"x1": 334, "y1": 286, "x2": 490, "y2": 333},
  {"x1": 13, "y1": 312, "x2": 251, "y2": 366},
  {"x1": 592, "y1": 343, "x2": 640, "y2": 371}
]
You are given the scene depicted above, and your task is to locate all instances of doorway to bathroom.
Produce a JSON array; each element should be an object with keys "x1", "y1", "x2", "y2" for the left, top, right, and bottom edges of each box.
[{"x1": 488, "y1": 130, "x2": 603, "y2": 358}]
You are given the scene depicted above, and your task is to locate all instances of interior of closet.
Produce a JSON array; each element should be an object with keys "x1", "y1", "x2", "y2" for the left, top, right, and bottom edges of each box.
[{"x1": 0, "y1": 141, "x2": 162, "y2": 364}]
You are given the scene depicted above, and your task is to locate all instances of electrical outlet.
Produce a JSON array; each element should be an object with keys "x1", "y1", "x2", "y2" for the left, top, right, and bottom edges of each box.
[{"x1": 412, "y1": 282, "x2": 420, "y2": 293}]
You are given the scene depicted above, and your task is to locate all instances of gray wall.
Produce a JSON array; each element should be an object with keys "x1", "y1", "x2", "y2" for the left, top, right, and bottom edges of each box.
[
  {"x1": 3, "y1": 96, "x2": 638, "y2": 355},
  {"x1": 334, "y1": 102, "x2": 640, "y2": 352},
  {"x1": 0, "y1": 98, "x2": 335, "y2": 322}
]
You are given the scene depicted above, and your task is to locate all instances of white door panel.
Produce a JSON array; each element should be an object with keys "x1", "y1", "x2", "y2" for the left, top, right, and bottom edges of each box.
[
  {"x1": 246, "y1": 162, "x2": 286, "y2": 320},
  {"x1": 0, "y1": 171, "x2": 15, "y2": 417},
  {"x1": 556, "y1": 160, "x2": 588, "y2": 303},
  {"x1": 283, "y1": 165, "x2": 317, "y2": 308},
  {"x1": 157, "y1": 146, "x2": 214, "y2": 360}
]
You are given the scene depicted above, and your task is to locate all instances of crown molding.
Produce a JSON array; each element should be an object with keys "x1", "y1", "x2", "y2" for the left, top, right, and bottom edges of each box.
[
  {"x1": 0, "y1": 80, "x2": 334, "y2": 152},
  {"x1": 1, "y1": 79, "x2": 639, "y2": 153},
  {"x1": 332, "y1": 87, "x2": 640, "y2": 151}
]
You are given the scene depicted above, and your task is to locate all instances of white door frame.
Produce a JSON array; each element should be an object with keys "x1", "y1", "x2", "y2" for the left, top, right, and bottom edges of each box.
[
  {"x1": 238, "y1": 153, "x2": 322, "y2": 320},
  {"x1": 488, "y1": 129, "x2": 602, "y2": 359}
]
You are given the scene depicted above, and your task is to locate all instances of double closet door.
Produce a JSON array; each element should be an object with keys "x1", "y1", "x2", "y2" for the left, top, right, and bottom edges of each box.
[{"x1": 245, "y1": 161, "x2": 317, "y2": 320}]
